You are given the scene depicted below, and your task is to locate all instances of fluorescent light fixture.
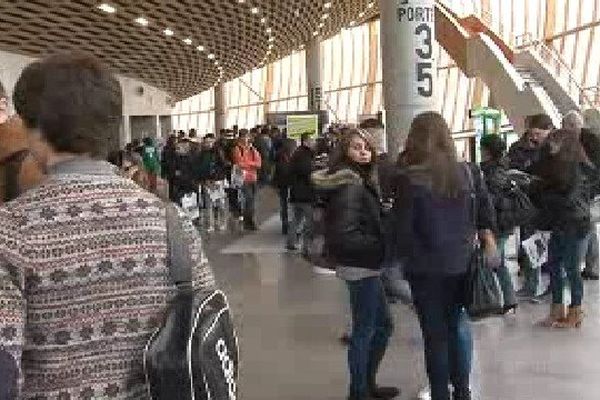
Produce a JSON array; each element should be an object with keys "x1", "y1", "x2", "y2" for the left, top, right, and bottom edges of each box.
[
  {"x1": 207, "y1": 53, "x2": 216, "y2": 60},
  {"x1": 324, "y1": 2, "x2": 332, "y2": 8},
  {"x1": 97, "y1": 3, "x2": 116, "y2": 13},
  {"x1": 268, "y1": 36, "x2": 275, "y2": 42},
  {"x1": 251, "y1": 7, "x2": 259, "y2": 14},
  {"x1": 196, "y1": 45, "x2": 205, "y2": 51},
  {"x1": 134, "y1": 17, "x2": 148, "y2": 26},
  {"x1": 321, "y1": 13, "x2": 329, "y2": 20},
  {"x1": 183, "y1": 38, "x2": 192, "y2": 45},
  {"x1": 163, "y1": 28, "x2": 174, "y2": 36}
]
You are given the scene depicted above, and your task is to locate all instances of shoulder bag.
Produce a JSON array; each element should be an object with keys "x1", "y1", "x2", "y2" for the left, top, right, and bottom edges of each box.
[{"x1": 144, "y1": 204, "x2": 239, "y2": 400}]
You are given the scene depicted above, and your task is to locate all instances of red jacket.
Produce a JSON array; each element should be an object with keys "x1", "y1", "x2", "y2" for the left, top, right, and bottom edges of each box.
[{"x1": 232, "y1": 144, "x2": 262, "y2": 183}]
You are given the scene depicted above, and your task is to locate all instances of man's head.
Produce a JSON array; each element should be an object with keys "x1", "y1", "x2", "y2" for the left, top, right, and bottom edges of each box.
[
  {"x1": 13, "y1": 53, "x2": 122, "y2": 159},
  {"x1": 238, "y1": 129, "x2": 250, "y2": 146},
  {"x1": 0, "y1": 80, "x2": 8, "y2": 125},
  {"x1": 203, "y1": 133, "x2": 216, "y2": 149},
  {"x1": 526, "y1": 114, "x2": 553, "y2": 148},
  {"x1": 562, "y1": 110, "x2": 584, "y2": 133},
  {"x1": 300, "y1": 132, "x2": 315, "y2": 149},
  {"x1": 480, "y1": 134, "x2": 506, "y2": 162}
]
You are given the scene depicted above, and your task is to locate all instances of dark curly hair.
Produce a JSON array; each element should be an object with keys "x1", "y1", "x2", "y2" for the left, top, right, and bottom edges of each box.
[{"x1": 13, "y1": 53, "x2": 122, "y2": 157}]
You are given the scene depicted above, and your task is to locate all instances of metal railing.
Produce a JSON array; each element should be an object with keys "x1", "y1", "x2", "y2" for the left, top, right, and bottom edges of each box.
[{"x1": 515, "y1": 33, "x2": 599, "y2": 109}]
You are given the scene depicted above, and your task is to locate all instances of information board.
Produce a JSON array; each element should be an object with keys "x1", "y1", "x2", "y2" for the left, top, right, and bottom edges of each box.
[{"x1": 286, "y1": 114, "x2": 319, "y2": 139}]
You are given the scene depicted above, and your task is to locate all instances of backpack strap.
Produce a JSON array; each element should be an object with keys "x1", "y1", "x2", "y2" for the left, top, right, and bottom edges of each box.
[
  {"x1": 165, "y1": 203, "x2": 194, "y2": 289},
  {"x1": 2, "y1": 150, "x2": 29, "y2": 202}
]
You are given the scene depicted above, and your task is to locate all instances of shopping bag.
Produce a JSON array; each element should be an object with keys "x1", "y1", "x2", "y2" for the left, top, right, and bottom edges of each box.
[
  {"x1": 180, "y1": 192, "x2": 199, "y2": 220},
  {"x1": 466, "y1": 246, "x2": 504, "y2": 318}
]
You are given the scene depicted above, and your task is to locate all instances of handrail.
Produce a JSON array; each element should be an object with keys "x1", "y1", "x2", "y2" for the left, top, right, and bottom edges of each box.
[{"x1": 515, "y1": 33, "x2": 598, "y2": 109}]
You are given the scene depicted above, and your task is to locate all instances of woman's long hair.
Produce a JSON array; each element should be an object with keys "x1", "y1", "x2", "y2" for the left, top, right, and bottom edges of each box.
[
  {"x1": 537, "y1": 128, "x2": 590, "y2": 190},
  {"x1": 328, "y1": 128, "x2": 378, "y2": 184},
  {"x1": 403, "y1": 112, "x2": 461, "y2": 198}
]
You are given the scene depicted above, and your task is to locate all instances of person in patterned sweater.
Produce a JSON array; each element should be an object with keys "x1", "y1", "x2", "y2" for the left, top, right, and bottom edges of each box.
[{"x1": 0, "y1": 54, "x2": 216, "y2": 399}]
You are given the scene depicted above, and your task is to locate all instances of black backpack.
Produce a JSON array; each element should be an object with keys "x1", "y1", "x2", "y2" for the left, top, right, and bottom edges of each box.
[
  {"x1": 487, "y1": 169, "x2": 536, "y2": 235},
  {"x1": 144, "y1": 204, "x2": 239, "y2": 400}
]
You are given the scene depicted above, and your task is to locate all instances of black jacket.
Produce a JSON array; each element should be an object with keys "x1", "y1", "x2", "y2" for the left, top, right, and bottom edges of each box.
[
  {"x1": 288, "y1": 146, "x2": 315, "y2": 203},
  {"x1": 507, "y1": 134, "x2": 541, "y2": 172},
  {"x1": 312, "y1": 165, "x2": 384, "y2": 270},
  {"x1": 530, "y1": 157, "x2": 591, "y2": 236}
]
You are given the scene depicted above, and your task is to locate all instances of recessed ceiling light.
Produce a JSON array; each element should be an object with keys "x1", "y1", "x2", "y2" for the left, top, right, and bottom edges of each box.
[
  {"x1": 299, "y1": 44, "x2": 305, "y2": 49},
  {"x1": 208, "y1": 53, "x2": 216, "y2": 60},
  {"x1": 97, "y1": 3, "x2": 116, "y2": 13},
  {"x1": 268, "y1": 43, "x2": 274, "y2": 49},
  {"x1": 321, "y1": 13, "x2": 329, "y2": 20},
  {"x1": 367, "y1": 2, "x2": 375, "y2": 8},
  {"x1": 163, "y1": 28, "x2": 174, "y2": 36},
  {"x1": 196, "y1": 45, "x2": 205, "y2": 51},
  {"x1": 318, "y1": 22, "x2": 324, "y2": 28},
  {"x1": 251, "y1": 7, "x2": 259, "y2": 14},
  {"x1": 260, "y1": 17, "x2": 267, "y2": 24},
  {"x1": 134, "y1": 17, "x2": 148, "y2": 26},
  {"x1": 183, "y1": 38, "x2": 192, "y2": 45},
  {"x1": 358, "y1": 11, "x2": 365, "y2": 18},
  {"x1": 268, "y1": 36, "x2": 275, "y2": 42},
  {"x1": 266, "y1": 27, "x2": 272, "y2": 34},
  {"x1": 238, "y1": 0, "x2": 245, "y2": 3},
  {"x1": 324, "y1": 2, "x2": 332, "y2": 9},
  {"x1": 313, "y1": 31, "x2": 319, "y2": 36},
  {"x1": 348, "y1": 21, "x2": 356, "y2": 27}
]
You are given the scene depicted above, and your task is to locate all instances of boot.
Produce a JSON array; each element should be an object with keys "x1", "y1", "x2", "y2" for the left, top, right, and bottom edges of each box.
[
  {"x1": 453, "y1": 387, "x2": 472, "y2": 400},
  {"x1": 538, "y1": 304, "x2": 567, "y2": 327},
  {"x1": 554, "y1": 306, "x2": 584, "y2": 328},
  {"x1": 367, "y1": 346, "x2": 400, "y2": 399}
]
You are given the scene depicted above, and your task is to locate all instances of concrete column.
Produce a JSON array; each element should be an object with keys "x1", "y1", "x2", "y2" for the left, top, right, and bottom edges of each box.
[
  {"x1": 121, "y1": 115, "x2": 131, "y2": 148},
  {"x1": 380, "y1": 0, "x2": 437, "y2": 157},
  {"x1": 306, "y1": 38, "x2": 322, "y2": 112},
  {"x1": 155, "y1": 115, "x2": 161, "y2": 140},
  {"x1": 214, "y1": 83, "x2": 227, "y2": 136}
]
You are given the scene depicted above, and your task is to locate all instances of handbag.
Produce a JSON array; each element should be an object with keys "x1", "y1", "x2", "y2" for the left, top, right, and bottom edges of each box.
[
  {"x1": 144, "y1": 204, "x2": 239, "y2": 400},
  {"x1": 463, "y1": 164, "x2": 504, "y2": 318}
]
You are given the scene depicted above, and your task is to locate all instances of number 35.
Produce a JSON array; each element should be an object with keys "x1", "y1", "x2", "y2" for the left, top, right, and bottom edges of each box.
[{"x1": 415, "y1": 23, "x2": 433, "y2": 97}]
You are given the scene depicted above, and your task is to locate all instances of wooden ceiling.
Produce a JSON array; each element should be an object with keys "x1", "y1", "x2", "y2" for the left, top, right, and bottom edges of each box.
[{"x1": 0, "y1": 0, "x2": 378, "y2": 101}]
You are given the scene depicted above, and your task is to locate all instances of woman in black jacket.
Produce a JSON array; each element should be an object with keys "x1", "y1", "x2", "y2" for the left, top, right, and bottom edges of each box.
[
  {"x1": 530, "y1": 129, "x2": 592, "y2": 328},
  {"x1": 312, "y1": 129, "x2": 398, "y2": 400},
  {"x1": 393, "y1": 112, "x2": 497, "y2": 400}
]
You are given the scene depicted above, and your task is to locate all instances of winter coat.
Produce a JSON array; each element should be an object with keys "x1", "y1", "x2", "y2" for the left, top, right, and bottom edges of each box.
[
  {"x1": 161, "y1": 144, "x2": 178, "y2": 180},
  {"x1": 197, "y1": 148, "x2": 227, "y2": 182},
  {"x1": 391, "y1": 163, "x2": 496, "y2": 277},
  {"x1": 271, "y1": 140, "x2": 295, "y2": 189},
  {"x1": 288, "y1": 146, "x2": 315, "y2": 203},
  {"x1": 507, "y1": 134, "x2": 541, "y2": 172},
  {"x1": 530, "y1": 158, "x2": 591, "y2": 237},
  {"x1": 312, "y1": 165, "x2": 384, "y2": 270},
  {"x1": 232, "y1": 144, "x2": 262, "y2": 184}
]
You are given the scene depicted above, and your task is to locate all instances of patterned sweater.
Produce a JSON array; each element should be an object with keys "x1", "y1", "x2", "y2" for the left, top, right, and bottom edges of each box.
[{"x1": 0, "y1": 158, "x2": 215, "y2": 399}]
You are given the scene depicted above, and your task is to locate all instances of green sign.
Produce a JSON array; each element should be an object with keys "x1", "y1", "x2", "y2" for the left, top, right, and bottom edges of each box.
[{"x1": 286, "y1": 114, "x2": 318, "y2": 139}]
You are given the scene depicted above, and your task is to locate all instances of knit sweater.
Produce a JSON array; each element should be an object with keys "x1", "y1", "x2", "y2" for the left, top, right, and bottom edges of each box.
[{"x1": 0, "y1": 158, "x2": 215, "y2": 399}]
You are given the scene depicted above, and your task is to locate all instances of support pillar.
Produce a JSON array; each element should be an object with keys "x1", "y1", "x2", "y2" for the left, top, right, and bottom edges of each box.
[
  {"x1": 120, "y1": 115, "x2": 131, "y2": 148},
  {"x1": 306, "y1": 38, "x2": 322, "y2": 112},
  {"x1": 380, "y1": 0, "x2": 437, "y2": 157},
  {"x1": 214, "y1": 83, "x2": 227, "y2": 136}
]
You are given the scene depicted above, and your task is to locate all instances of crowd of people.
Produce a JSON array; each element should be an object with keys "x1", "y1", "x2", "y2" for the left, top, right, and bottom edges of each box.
[{"x1": 1, "y1": 53, "x2": 600, "y2": 400}]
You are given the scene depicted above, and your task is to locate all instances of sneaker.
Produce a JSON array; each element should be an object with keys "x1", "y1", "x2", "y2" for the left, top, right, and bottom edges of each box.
[
  {"x1": 312, "y1": 266, "x2": 336, "y2": 275},
  {"x1": 582, "y1": 270, "x2": 600, "y2": 280}
]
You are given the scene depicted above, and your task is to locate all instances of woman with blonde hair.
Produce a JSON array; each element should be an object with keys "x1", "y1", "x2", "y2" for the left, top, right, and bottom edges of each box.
[{"x1": 392, "y1": 112, "x2": 497, "y2": 400}]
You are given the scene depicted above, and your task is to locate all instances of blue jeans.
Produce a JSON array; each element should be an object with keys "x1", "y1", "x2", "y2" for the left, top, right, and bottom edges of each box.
[
  {"x1": 548, "y1": 230, "x2": 587, "y2": 306},
  {"x1": 409, "y1": 274, "x2": 473, "y2": 400},
  {"x1": 241, "y1": 182, "x2": 257, "y2": 225},
  {"x1": 497, "y1": 236, "x2": 517, "y2": 306},
  {"x1": 583, "y1": 229, "x2": 599, "y2": 275},
  {"x1": 346, "y1": 277, "x2": 393, "y2": 397},
  {"x1": 278, "y1": 187, "x2": 289, "y2": 231}
]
